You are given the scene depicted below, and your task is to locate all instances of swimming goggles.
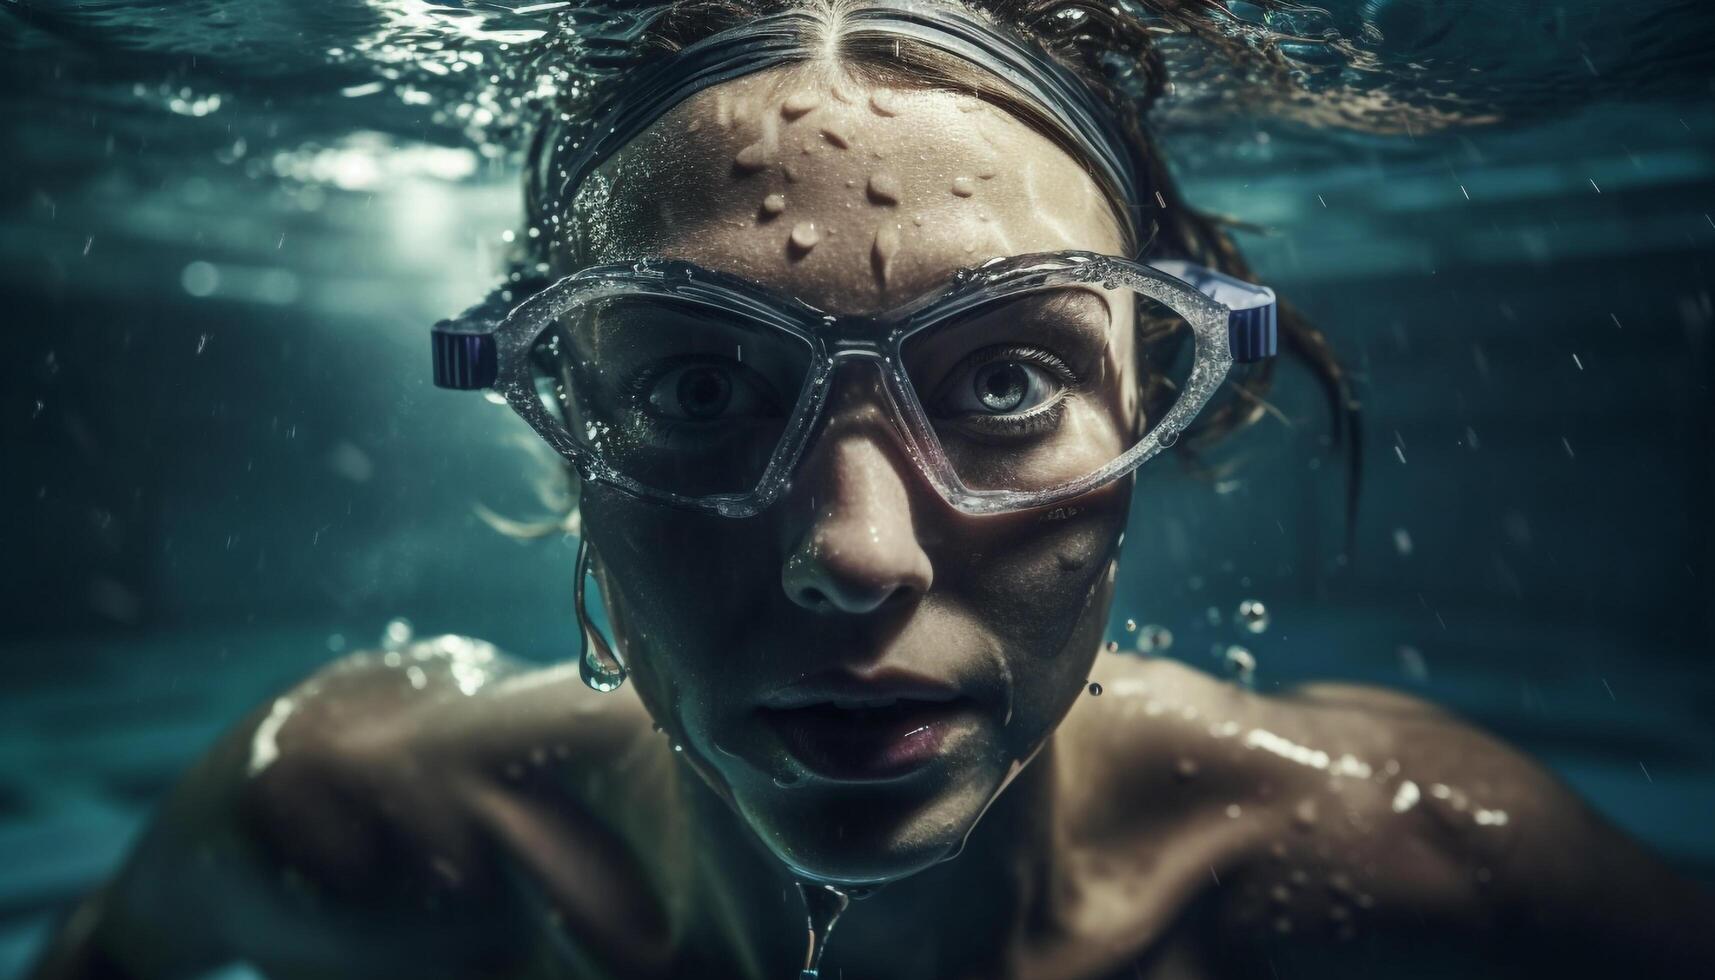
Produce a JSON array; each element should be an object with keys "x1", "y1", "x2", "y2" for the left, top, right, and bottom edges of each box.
[{"x1": 431, "y1": 250, "x2": 1275, "y2": 518}]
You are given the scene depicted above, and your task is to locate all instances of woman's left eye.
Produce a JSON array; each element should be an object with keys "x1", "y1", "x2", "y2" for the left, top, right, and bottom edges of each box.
[{"x1": 939, "y1": 357, "x2": 1065, "y2": 418}]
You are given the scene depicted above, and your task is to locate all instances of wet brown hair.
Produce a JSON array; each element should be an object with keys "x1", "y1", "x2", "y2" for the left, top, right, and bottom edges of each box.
[{"x1": 525, "y1": 0, "x2": 1361, "y2": 526}]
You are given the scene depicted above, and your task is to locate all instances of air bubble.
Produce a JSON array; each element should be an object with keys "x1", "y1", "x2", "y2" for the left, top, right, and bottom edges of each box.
[
  {"x1": 1223, "y1": 645, "x2": 1256, "y2": 688},
  {"x1": 1088, "y1": 681, "x2": 1103, "y2": 696},
  {"x1": 1237, "y1": 599, "x2": 1270, "y2": 634},
  {"x1": 1135, "y1": 624, "x2": 1173, "y2": 654}
]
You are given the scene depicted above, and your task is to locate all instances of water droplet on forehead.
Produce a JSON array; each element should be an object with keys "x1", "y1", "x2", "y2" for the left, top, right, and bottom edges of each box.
[
  {"x1": 789, "y1": 221, "x2": 821, "y2": 253},
  {"x1": 733, "y1": 141, "x2": 769, "y2": 174},
  {"x1": 819, "y1": 123, "x2": 850, "y2": 149},
  {"x1": 866, "y1": 172, "x2": 900, "y2": 205},
  {"x1": 781, "y1": 90, "x2": 821, "y2": 120},
  {"x1": 871, "y1": 224, "x2": 901, "y2": 285}
]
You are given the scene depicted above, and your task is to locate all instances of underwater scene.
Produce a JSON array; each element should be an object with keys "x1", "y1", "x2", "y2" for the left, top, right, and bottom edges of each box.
[{"x1": 4, "y1": 1, "x2": 1715, "y2": 978}]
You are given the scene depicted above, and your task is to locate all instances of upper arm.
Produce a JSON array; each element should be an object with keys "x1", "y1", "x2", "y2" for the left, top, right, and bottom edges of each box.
[
  {"x1": 29, "y1": 648, "x2": 518, "y2": 980},
  {"x1": 29, "y1": 691, "x2": 326, "y2": 980}
]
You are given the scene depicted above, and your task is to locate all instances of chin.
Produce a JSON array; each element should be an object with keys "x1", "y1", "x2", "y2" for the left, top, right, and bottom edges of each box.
[{"x1": 729, "y1": 761, "x2": 1004, "y2": 887}]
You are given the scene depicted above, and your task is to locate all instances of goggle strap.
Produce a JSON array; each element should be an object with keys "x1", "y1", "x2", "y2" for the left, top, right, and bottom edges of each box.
[{"x1": 431, "y1": 325, "x2": 497, "y2": 390}]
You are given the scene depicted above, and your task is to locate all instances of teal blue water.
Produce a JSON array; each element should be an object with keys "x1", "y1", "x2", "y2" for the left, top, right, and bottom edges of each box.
[{"x1": 3, "y1": 2, "x2": 1714, "y2": 976}]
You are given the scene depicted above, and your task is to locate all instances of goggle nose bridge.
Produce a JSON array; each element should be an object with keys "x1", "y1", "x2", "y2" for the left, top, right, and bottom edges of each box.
[{"x1": 778, "y1": 351, "x2": 939, "y2": 496}]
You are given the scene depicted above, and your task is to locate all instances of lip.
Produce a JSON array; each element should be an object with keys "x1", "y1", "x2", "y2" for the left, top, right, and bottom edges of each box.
[
  {"x1": 756, "y1": 669, "x2": 976, "y2": 781},
  {"x1": 758, "y1": 668, "x2": 963, "y2": 710}
]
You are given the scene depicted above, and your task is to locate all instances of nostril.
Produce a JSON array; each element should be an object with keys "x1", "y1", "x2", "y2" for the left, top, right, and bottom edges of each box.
[{"x1": 789, "y1": 578, "x2": 921, "y2": 616}]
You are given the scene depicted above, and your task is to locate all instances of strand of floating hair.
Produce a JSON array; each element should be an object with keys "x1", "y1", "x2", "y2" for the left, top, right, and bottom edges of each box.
[{"x1": 474, "y1": 501, "x2": 578, "y2": 540}]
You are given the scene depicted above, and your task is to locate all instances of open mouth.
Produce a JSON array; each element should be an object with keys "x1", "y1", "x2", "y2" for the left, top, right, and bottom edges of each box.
[{"x1": 759, "y1": 696, "x2": 977, "y2": 781}]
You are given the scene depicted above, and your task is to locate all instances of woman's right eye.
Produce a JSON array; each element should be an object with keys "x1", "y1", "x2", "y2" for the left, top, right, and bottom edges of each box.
[{"x1": 641, "y1": 360, "x2": 778, "y2": 422}]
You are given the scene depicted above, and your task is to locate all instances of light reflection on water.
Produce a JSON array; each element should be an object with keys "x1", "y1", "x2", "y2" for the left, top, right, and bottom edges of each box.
[{"x1": 3, "y1": 1, "x2": 1711, "y2": 325}]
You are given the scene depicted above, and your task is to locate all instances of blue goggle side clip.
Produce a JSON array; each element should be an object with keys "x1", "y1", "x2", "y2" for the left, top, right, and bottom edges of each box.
[{"x1": 1147, "y1": 259, "x2": 1278, "y2": 364}]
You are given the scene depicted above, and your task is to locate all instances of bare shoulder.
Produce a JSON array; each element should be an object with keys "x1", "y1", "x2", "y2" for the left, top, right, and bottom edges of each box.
[
  {"x1": 238, "y1": 636, "x2": 664, "y2": 890},
  {"x1": 46, "y1": 638, "x2": 667, "y2": 980},
  {"x1": 1066, "y1": 656, "x2": 1715, "y2": 973}
]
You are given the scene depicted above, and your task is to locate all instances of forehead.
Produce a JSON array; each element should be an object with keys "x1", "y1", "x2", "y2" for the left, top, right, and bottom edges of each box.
[{"x1": 564, "y1": 65, "x2": 1127, "y2": 314}]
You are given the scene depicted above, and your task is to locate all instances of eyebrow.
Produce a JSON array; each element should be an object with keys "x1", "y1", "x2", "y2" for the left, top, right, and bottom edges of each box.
[
  {"x1": 1029, "y1": 288, "x2": 1112, "y2": 326},
  {"x1": 957, "y1": 288, "x2": 1115, "y2": 338}
]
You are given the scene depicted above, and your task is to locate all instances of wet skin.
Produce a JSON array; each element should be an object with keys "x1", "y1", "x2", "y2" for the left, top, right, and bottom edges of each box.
[{"x1": 32, "y1": 67, "x2": 1715, "y2": 980}]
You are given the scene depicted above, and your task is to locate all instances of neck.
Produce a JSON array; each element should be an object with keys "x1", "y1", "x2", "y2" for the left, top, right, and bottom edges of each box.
[{"x1": 671, "y1": 740, "x2": 1067, "y2": 979}]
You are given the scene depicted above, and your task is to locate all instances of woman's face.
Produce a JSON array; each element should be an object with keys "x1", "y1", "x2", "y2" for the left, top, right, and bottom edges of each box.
[{"x1": 565, "y1": 66, "x2": 1133, "y2": 885}]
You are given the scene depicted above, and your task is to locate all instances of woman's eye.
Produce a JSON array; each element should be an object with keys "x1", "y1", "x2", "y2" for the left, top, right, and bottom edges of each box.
[
  {"x1": 942, "y1": 359, "x2": 1064, "y2": 417},
  {"x1": 644, "y1": 362, "x2": 775, "y2": 421}
]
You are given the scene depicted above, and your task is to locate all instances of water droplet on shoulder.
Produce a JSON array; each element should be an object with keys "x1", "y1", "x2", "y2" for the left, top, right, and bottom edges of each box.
[{"x1": 381, "y1": 617, "x2": 414, "y2": 651}]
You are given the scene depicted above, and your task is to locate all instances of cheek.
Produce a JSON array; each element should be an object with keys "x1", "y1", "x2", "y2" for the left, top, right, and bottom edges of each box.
[
  {"x1": 580, "y1": 490, "x2": 777, "y2": 698},
  {"x1": 944, "y1": 485, "x2": 1126, "y2": 717}
]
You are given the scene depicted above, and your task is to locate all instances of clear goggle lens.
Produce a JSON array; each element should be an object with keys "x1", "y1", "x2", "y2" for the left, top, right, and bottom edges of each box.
[
  {"x1": 526, "y1": 283, "x2": 1197, "y2": 501},
  {"x1": 531, "y1": 295, "x2": 814, "y2": 498},
  {"x1": 899, "y1": 283, "x2": 1195, "y2": 493}
]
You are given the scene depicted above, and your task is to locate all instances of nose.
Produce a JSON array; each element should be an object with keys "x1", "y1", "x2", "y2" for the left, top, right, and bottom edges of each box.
[{"x1": 781, "y1": 369, "x2": 934, "y2": 616}]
